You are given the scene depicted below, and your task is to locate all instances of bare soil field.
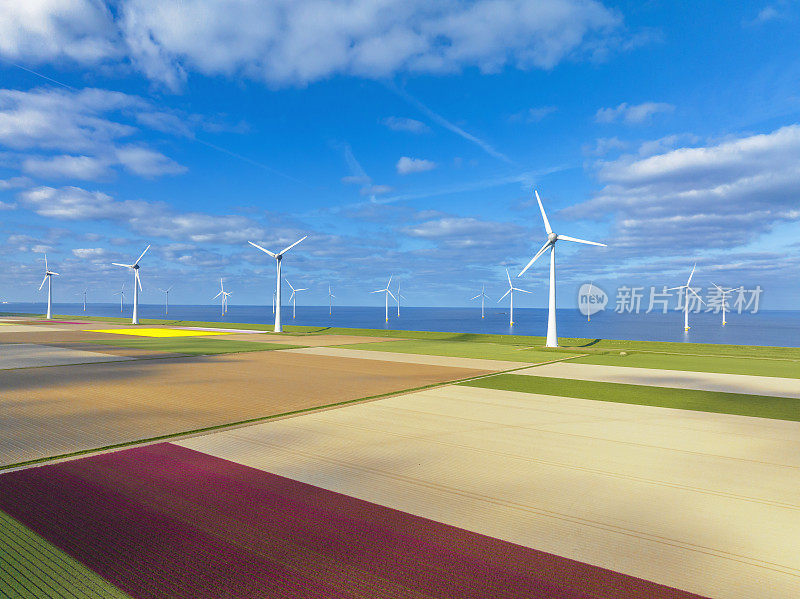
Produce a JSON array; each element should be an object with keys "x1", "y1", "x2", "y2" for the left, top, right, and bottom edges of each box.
[{"x1": 0, "y1": 350, "x2": 488, "y2": 468}]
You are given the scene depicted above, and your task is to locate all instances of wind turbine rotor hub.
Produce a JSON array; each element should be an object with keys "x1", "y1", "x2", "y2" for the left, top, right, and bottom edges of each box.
[
  {"x1": 133, "y1": 264, "x2": 139, "y2": 270},
  {"x1": 548, "y1": 232, "x2": 558, "y2": 243}
]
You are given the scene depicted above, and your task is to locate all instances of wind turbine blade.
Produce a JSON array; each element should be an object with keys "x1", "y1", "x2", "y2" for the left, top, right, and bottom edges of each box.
[
  {"x1": 387, "y1": 275, "x2": 393, "y2": 288},
  {"x1": 688, "y1": 287, "x2": 705, "y2": 305},
  {"x1": 135, "y1": 270, "x2": 142, "y2": 291},
  {"x1": 279, "y1": 235, "x2": 307, "y2": 256},
  {"x1": 212, "y1": 291, "x2": 222, "y2": 299},
  {"x1": 506, "y1": 268, "x2": 512, "y2": 286},
  {"x1": 387, "y1": 290, "x2": 396, "y2": 301},
  {"x1": 285, "y1": 279, "x2": 295, "y2": 291},
  {"x1": 50, "y1": 271, "x2": 60, "y2": 276},
  {"x1": 133, "y1": 245, "x2": 150, "y2": 265},
  {"x1": 470, "y1": 294, "x2": 481, "y2": 300},
  {"x1": 558, "y1": 235, "x2": 606, "y2": 247},
  {"x1": 535, "y1": 190, "x2": 553, "y2": 235},
  {"x1": 38, "y1": 274, "x2": 47, "y2": 291},
  {"x1": 686, "y1": 263, "x2": 696, "y2": 286},
  {"x1": 289, "y1": 291, "x2": 295, "y2": 302},
  {"x1": 248, "y1": 241, "x2": 277, "y2": 258},
  {"x1": 712, "y1": 282, "x2": 723, "y2": 292},
  {"x1": 497, "y1": 289, "x2": 511, "y2": 302},
  {"x1": 513, "y1": 288, "x2": 531, "y2": 294},
  {"x1": 296, "y1": 288, "x2": 308, "y2": 292},
  {"x1": 111, "y1": 263, "x2": 132, "y2": 268},
  {"x1": 666, "y1": 286, "x2": 684, "y2": 291},
  {"x1": 518, "y1": 240, "x2": 552, "y2": 277}
]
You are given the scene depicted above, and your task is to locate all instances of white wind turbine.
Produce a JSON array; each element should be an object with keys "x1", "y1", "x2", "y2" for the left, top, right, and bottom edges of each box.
[
  {"x1": 668, "y1": 264, "x2": 705, "y2": 331},
  {"x1": 112, "y1": 245, "x2": 150, "y2": 325},
  {"x1": 328, "y1": 285, "x2": 335, "y2": 315},
  {"x1": 247, "y1": 236, "x2": 307, "y2": 332},
  {"x1": 498, "y1": 268, "x2": 529, "y2": 326},
  {"x1": 371, "y1": 275, "x2": 396, "y2": 322},
  {"x1": 518, "y1": 190, "x2": 606, "y2": 347},
  {"x1": 38, "y1": 254, "x2": 59, "y2": 319},
  {"x1": 712, "y1": 283, "x2": 743, "y2": 326},
  {"x1": 113, "y1": 282, "x2": 125, "y2": 313},
  {"x1": 212, "y1": 279, "x2": 232, "y2": 316},
  {"x1": 395, "y1": 282, "x2": 406, "y2": 317},
  {"x1": 285, "y1": 279, "x2": 307, "y2": 319},
  {"x1": 470, "y1": 284, "x2": 489, "y2": 319},
  {"x1": 76, "y1": 287, "x2": 88, "y2": 312},
  {"x1": 158, "y1": 285, "x2": 173, "y2": 316}
]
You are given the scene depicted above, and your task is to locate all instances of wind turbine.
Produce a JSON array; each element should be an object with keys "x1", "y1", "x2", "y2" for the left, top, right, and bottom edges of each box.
[
  {"x1": 247, "y1": 236, "x2": 307, "y2": 332},
  {"x1": 76, "y1": 287, "x2": 88, "y2": 312},
  {"x1": 328, "y1": 285, "x2": 335, "y2": 315},
  {"x1": 371, "y1": 275, "x2": 396, "y2": 322},
  {"x1": 396, "y1": 282, "x2": 406, "y2": 317},
  {"x1": 498, "y1": 268, "x2": 529, "y2": 326},
  {"x1": 158, "y1": 285, "x2": 173, "y2": 316},
  {"x1": 470, "y1": 284, "x2": 489, "y2": 319},
  {"x1": 711, "y1": 283, "x2": 743, "y2": 326},
  {"x1": 113, "y1": 282, "x2": 125, "y2": 313},
  {"x1": 112, "y1": 245, "x2": 150, "y2": 325},
  {"x1": 38, "y1": 254, "x2": 59, "y2": 319},
  {"x1": 212, "y1": 279, "x2": 232, "y2": 316},
  {"x1": 668, "y1": 264, "x2": 705, "y2": 331},
  {"x1": 285, "y1": 279, "x2": 307, "y2": 319},
  {"x1": 586, "y1": 281, "x2": 595, "y2": 323},
  {"x1": 518, "y1": 190, "x2": 606, "y2": 347}
]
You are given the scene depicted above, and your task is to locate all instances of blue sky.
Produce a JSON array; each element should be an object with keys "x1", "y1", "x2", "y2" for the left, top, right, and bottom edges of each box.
[{"x1": 1, "y1": 1, "x2": 799, "y2": 308}]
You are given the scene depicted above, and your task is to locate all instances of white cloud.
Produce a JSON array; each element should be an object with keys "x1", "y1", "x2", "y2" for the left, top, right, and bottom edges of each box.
[
  {"x1": 510, "y1": 106, "x2": 558, "y2": 123},
  {"x1": 595, "y1": 102, "x2": 674, "y2": 125},
  {"x1": 113, "y1": 145, "x2": 187, "y2": 177},
  {"x1": 360, "y1": 184, "x2": 393, "y2": 196},
  {"x1": 397, "y1": 156, "x2": 436, "y2": 174},
  {"x1": 17, "y1": 185, "x2": 266, "y2": 244},
  {"x1": 750, "y1": 6, "x2": 780, "y2": 24},
  {"x1": 402, "y1": 216, "x2": 524, "y2": 252},
  {"x1": 0, "y1": 0, "x2": 119, "y2": 64},
  {"x1": 569, "y1": 124, "x2": 800, "y2": 255},
  {"x1": 0, "y1": 1, "x2": 626, "y2": 90},
  {"x1": 22, "y1": 155, "x2": 111, "y2": 180},
  {"x1": 72, "y1": 247, "x2": 109, "y2": 260},
  {"x1": 382, "y1": 117, "x2": 430, "y2": 134}
]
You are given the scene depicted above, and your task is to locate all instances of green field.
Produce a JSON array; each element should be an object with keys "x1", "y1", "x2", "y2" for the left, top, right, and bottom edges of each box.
[
  {"x1": 83, "y1": 337, "x2": 300, "y2": 355},
  {"x1": 337, "y1": 339, "x2": 575, "y2": 363},
  {"x1": 0, "y1": 510, "x2": 130, "y2": 598},
  {"x1": 463, "y1": 374, "x2": 800, "y2": 421},
  {"x1": 572, "y1": 351, "x2": 800, "y2": 379}
]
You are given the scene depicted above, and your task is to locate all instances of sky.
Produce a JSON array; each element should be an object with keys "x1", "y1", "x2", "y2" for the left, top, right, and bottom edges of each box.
[{"x1": 1, "y1": 0, "x2": 799, "y2": 309}]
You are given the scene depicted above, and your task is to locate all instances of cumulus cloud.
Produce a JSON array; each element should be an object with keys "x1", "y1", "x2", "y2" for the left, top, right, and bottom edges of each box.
[
  {"x1": 382, "y1": 116, "x2": 430, "y2": 134},
  {"x1": 17, "y1": 185, "x2": 265, "y2": 243},
  {"x1": 0, "y1": 87, "x2": 187, "y2": 180},
  {"x1": 396, "y1": 156, "x2": 436, "y2": 174},
  {"x1": 568, "y1": 124, "x2": 800, "y2": 255},
  {"x1": 72, "y1": 247, "x2": 110, "y2": 260},
  {"x1": 595, "y1": 102, "x2": 674, "y2": 124},
  {"x1": 0, "y1": 1, "x2": 625, "y2": 89}
]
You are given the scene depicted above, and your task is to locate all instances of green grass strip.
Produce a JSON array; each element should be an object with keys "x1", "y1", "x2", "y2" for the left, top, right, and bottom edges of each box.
[
  {"x1": 81, "y1": 338, "x2": 301, "y2": 355},
  {"x1": 0, "y1": 510, "x2": 131, "y2": 598},
  {"x1": 337, "y1": 339, "x2": 577, "y2": 363},
  {"x1": 462, "y1": 374, "x2": 800, "y2": 421},
  {"x1": 572, "y1": 351, "x2": 800, "y2": 379}
]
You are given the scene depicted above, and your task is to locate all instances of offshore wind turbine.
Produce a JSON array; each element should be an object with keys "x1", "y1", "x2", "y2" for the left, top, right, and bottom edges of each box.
[
  {"x1": 113, "y1": 282, "x2": 125, "y2": 312},
  {"x1": 112, "y1": 244, "x2": 150, "y2": 325},
  {"x1": 668, "y1": 264, "x2": 705, "y2": 331},
  {"x1": 395, "y1": 282, "x2": 406, "y2": 317},
  {"x1": 247, "y1": 236, "x2": 307, "y2": 333},
  {"x1": 712, "y1": 283, "x2": 743, "y2": 326},
  {"x1": 285, "y1": 279, "x2": 307, "y2": 319},
  {"x1": 158, "y1": 285, "x2": 173, "y2": 315},
  {"x1": 498, "y1": 268, "x2": 529, "y2": 326},
  {"x1": 328, "y1": 285, "x2": 335, "y2": 315},
  {"x1": 371, "y1": 275, "x2": 396, "y2": 322},
  {"x1": 212, "y1": 279, "x2": 232, "y2": 316},
  {"x1": 38, "y1": 254, "x2": 59, "y2": 319},
  {"x1": 471, "y1": 284, "x2": 489, "y2": 318},
  {"x1": 518, "y1": 190, "x2": 606, "y2": 347},
  {"x1": 76, "y1": 287, "x2": 88, "y2": 312}
]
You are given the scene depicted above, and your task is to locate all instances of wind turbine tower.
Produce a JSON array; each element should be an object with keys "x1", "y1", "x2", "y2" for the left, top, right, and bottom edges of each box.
[
  {"x1": 113, "y1": 283, "x2": 125, "y2": 312},
  {"x1": 247, "y1": 236, "x2": 307, "y2": 333},
  {"x1": 112, "y1": 245, "x2": 150, "y2": 325},
  {"x1": 285, "y1": 279, "x2": 307, "y2": 319},
  {"x1": 158, "y1": 285, "x2": 173, "y2": 316},
  {"x1": 38, "y1": 254, "x2": 59, "y2": 319},
  {"x1": 471, "y1": 284, "x2": 489, "y2": 318},
  {"x1": 498, "y1": 268, "x2": 529, "y2": 326},
  {"x1": 371, "y1": 275, "x2": 396, "y2": 323},
  {"x1": 667, "y1": 264, "x2": 705, "y2": 331},
  {"x1": 518, "y1": 190, "x2": 606, "y2": 347},
  {"x1": 212, "y1": 279, "x2": 232, "y2": 316},
  {"x1": 328, "y1": 285, "x2": 335, "y2": 315},
  {"x1": 396, "y1": 282, "x2": 406, "y2": 317},
  {"x1": 712, "y1": 283, "x2": 742, "y2": 326}
]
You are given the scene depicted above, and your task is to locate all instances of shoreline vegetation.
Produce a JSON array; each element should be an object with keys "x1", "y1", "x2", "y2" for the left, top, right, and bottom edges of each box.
[{"x1": 5, "y1": 311, "x2": 800, "y2": 360}]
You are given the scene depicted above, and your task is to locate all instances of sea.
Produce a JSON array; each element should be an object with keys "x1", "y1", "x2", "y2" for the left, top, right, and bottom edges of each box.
[{"x1": 3, "y1": 302, "x2": 800, "y2": 348}]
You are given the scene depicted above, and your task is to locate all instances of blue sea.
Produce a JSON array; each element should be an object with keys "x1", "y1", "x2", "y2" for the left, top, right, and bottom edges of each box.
[{"x1": 3, "y1": 302, "x2": 800, "y2": 348}]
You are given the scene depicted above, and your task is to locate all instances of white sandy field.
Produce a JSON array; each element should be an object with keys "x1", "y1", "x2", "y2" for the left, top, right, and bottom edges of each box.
[{"x1": 177, "y1": 384, "x2": 800, "y2": 599}]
